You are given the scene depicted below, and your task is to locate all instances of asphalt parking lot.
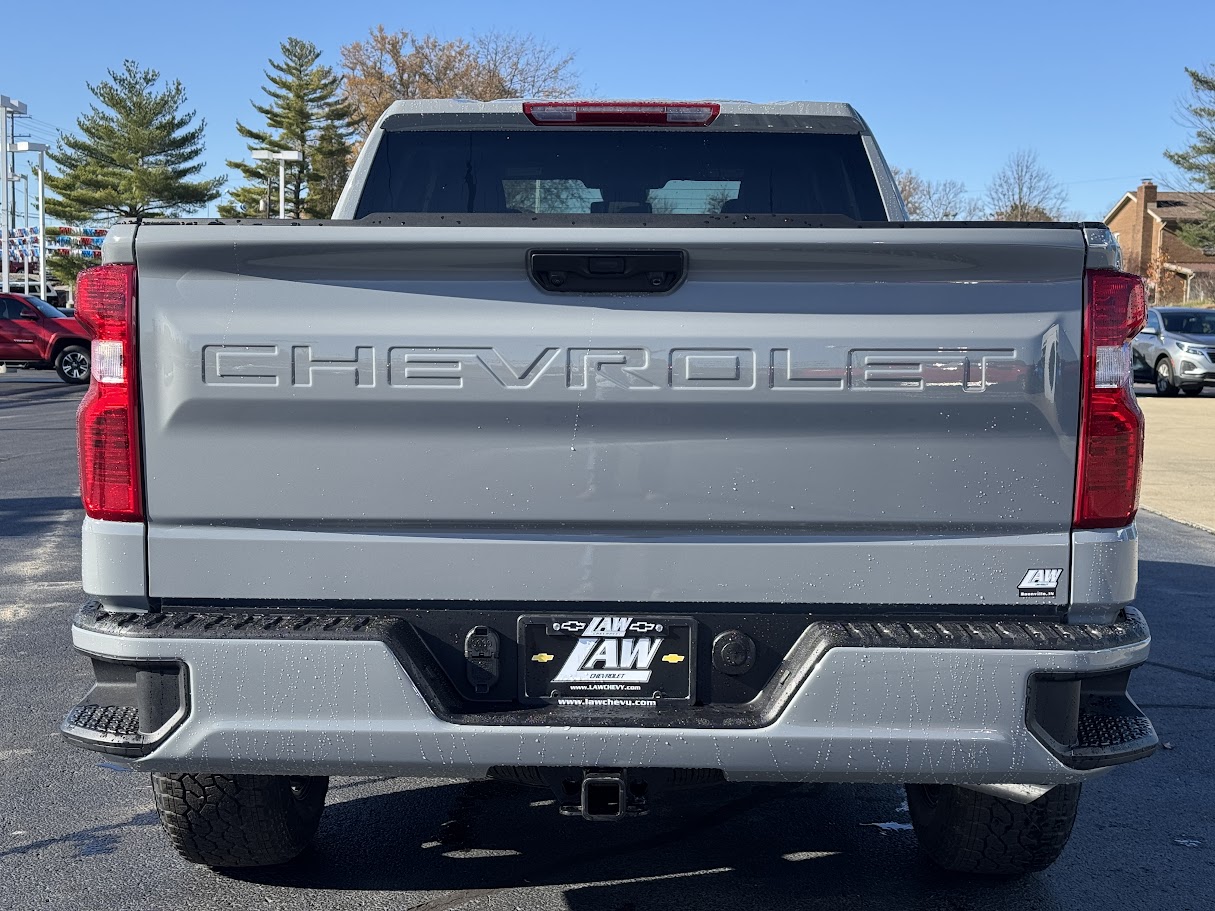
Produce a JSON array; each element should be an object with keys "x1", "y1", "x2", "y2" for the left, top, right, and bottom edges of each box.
[
  {"x1": 1138, "y1": 388, "x2": 1215, "y2": 533},
  {"x1": 2, "y1": 374, "x2": 1213, "y2": 911}
]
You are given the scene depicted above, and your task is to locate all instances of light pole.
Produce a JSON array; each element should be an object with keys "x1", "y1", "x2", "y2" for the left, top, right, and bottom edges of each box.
[
  {"x1": 1, "y1": 94, "x2": 29, "y2": 293},
  {"x1": 6, "y1": 173, "x2": 29, "y2": 290},
  {"x1": 13, "y1": 142, "x2": 49, "y2": 299},
  {"x1": 252, "y1": 149, "x2": 305, "y2": 218}
]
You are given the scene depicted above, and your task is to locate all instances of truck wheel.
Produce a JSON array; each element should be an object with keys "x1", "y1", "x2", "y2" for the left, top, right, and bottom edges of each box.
[
  {"x1": 1155, "y1": 358, "x2": 1180, "y2": 396},
  {"x1": 54, "y1": 344, "x2": 90, "y2": 384},
  {"x1": 151, "y1": 772, "x2": 328, "y2": 868},
  {"x1": 1182, "y1": 385, "x2": 1204, "y2": 396},
  {"x1": 905, "y1": 783, "x2": 1080, "y2": 875}
]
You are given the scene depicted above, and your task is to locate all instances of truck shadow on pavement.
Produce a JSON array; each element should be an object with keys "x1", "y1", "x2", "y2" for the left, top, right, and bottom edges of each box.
[
  {"x1": 0, "y1": 496, "x2": 83, "y2": 538},
  {"x1": 0, "y1": 810, "x2": 159, "y2": 860},
  {"x1": 1132, "y1": 558, "x2": 1215, "y2": 694},
  {"x1": 0, "y1": 377, "x2": 83, "y2": 402},
  {"x1": 229, "y1": 779, "x2": 1062, "y2": 910}
]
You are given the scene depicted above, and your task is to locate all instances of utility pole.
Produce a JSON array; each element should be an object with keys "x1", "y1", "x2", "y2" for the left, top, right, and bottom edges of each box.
[
  {"x1": 12, "y1": 173, "x2": 29, "y2": 290},
  {"x1": 22, "y1": 173, "x2": 29, "y2": 291},
  {"x1": 1, "y1": 95, "x2": 30, "y2": 293}
]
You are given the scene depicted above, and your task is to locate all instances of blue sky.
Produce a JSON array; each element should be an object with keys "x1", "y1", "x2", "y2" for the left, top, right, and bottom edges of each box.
[{"x1": 6, "y1": 0, "x2": 1214, "y2": 220}]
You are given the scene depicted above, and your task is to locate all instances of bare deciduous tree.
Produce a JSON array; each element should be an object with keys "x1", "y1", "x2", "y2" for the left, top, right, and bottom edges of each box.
[
  {"x1": 471, "y1": 32, "x2": 578, "y2": 100},
  {"x1": 985, "y1": 150, "x2": 1068, "y2": 221},
  {"x1": 891, "y1": 167, "x2": 983, "y2": 220},
  {"x1": 340, "y1": 26, "x2": 578, "y2": 136}
]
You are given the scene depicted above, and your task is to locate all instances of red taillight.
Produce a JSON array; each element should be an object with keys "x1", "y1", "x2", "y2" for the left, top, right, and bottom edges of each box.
[
  {"x1": 76, "y1": 264, "x2": 142, "y2": 522},
  {"x1": 523, "y1": 101, "x2": 720, "y2": 126},
  {"x1": 1074, "y1": 270, "x2": 1146, "y2": 529}
]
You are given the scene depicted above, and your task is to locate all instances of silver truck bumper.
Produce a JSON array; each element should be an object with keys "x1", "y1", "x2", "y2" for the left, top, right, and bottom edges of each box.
[{"x1": 67, "y1": 611, "x2": 1154, "y2": 785}]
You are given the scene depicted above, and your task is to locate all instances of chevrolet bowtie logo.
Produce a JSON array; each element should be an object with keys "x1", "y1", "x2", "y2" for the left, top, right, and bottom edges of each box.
[
  {"x1": 661, "y1": 654, "x2": 685, "y2": 664},
  {"x1": 531, "y1": 653, "x2": 555, "y2": 663}
]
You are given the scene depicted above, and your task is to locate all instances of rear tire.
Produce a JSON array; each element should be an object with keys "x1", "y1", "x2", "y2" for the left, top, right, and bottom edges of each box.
[
  {"x1": 54, "y1": 344, "x2": 90, "y2": 384},
  {"x1": 905, "y1": 783, "x2": 1081, "y2": 875},
  {"x1": 151, "y1": 772, "x2": 328, "y2": 868},
  {"x1": 1155, "y1": 358, "x2": 1180, "y2": 396},
  {"x1": 1182, "y1": 385, "x2": 1204, "y2": 396}
]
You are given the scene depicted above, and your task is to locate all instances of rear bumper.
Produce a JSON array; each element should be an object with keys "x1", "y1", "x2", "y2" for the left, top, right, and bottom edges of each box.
[{"x1": 63, "y1": 605, "x2": 1156, "y2": 784}]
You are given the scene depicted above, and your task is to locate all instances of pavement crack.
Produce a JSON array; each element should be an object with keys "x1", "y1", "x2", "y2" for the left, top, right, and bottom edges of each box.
[
  {"x1": 1138, "y1": 703, "x2": 1215, "y2": 710},
  {"x1": 1143, "y1": 660, "x2": 1215, "y2": 685}
]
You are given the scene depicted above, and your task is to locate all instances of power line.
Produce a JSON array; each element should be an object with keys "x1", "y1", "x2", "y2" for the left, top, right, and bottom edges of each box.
[
  {"x1": 20, "y1": 117, "x2": 64, "y2": 139},
  {"x1": 14, "y1": 116, "x2": 59, "y2": 135},
  {"x1": 12, "y1": 129, "x2": 57, "y2": 145},
  {"x1": 1061, "y1": 174, "x2": 1146, "y2": 186}
]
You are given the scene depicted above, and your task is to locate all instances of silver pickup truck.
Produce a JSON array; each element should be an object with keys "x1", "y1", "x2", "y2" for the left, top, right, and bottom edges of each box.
[{"x1": 62, "y1": 99, "x2": 1157, "y2": 876}]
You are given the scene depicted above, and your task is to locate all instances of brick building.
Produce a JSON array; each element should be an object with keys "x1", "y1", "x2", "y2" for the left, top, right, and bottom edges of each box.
[{"x1": 1104, "y1": 179, "x2": 1215, "y2": 302}]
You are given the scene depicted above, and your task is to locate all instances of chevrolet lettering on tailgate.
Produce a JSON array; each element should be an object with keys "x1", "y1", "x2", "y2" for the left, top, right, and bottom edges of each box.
[{"x1": 202, "y1": 344, "x2": 1022, "y2": 392}]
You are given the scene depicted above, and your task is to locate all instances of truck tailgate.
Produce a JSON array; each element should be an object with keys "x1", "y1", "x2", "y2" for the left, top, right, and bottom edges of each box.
[{"x1": 133, "y1": 224, "x2": 1083, "y2": 606}]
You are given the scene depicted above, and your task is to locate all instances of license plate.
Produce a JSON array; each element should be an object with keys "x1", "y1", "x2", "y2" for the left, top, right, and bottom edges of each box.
[{"x1": 519, "y1": 615, "x2": 695, "y2": 706}]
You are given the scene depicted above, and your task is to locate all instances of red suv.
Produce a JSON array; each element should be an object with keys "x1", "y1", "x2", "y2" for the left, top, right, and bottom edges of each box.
[{"x1": 0, "y1": 293, "x2": 92, "y2": 384}]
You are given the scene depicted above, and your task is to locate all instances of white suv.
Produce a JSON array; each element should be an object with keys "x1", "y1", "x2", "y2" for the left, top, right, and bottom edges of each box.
[{"x1": 1132, "y1": 307, "x2": 1215, "y2": 396}]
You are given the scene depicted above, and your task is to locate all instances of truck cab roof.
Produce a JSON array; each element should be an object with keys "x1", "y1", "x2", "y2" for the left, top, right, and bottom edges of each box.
[{"x1": 373, "y1": 98, "x2": 871, "y2": 134}]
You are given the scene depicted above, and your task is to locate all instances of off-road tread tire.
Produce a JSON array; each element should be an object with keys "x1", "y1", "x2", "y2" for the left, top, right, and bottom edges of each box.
[
  {"x1": 54, "y1": 344, "x2": 90, "y2": 385},
  {"x1": 151, "y1": 772, "x2": 328, "y2": 868},
  {"x1": 905, "y1": 782, "x2": 1081, "y2": 875}
]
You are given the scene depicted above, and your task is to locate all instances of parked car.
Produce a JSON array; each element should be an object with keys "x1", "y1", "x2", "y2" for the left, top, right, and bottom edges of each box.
[
  {"x1": 60, "y1": 99, "x2": 1156, "y2": 877},
  {"x1": 0, "y1": 294, "x2": 91, "y2": 383},
  {"x1": 1132, "y1": 306, "x2": 1215, "y2": 396}
]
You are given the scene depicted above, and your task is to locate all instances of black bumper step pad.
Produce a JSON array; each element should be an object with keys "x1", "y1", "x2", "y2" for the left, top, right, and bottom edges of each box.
[
  {"x1": 1078, "y1": 700, "x2": 1156, "y2": 749},
  {"x1": 59, "y1": 654, "x2": 188, "y2": 759},
  {"x1": 61, "y1": 703, "x2": 149, "y2": 757},
  {"x1": 1070, "y1": 695, "x2": 1158, "y2": 769},
  {"x1": 66, "y1": 703, "x2": 140, "y2": 737},
  {"x1": 1027, "y1": 667, "x2": 1158, "y2": 770}
]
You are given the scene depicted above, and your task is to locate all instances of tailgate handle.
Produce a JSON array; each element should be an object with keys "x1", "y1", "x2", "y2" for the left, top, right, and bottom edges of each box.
[{"x1": 529, "y1": 250, "x2": 685, "y2": 293}]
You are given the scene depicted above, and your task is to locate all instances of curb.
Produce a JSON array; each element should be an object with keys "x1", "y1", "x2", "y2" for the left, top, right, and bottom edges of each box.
[{"x1": 1139, "y1": 507, "x2": 1215, "y2": 537}]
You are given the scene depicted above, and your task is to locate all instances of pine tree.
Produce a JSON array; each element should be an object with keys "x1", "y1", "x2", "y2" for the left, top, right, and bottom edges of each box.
[
  {"x1": 220, "y1": 38, "x2": 355, "y2": 218},
  {"x1": 308, "y1": 122, "x2": 352, "y2": 218},
  {"x1": 45, "y1": 60, "x2": 223, "y2": 221},
  {"x1": 1164, "y1": 64, "x2": 1215, "y2": 250},
  {"x1": 45, "y1": 254, "x2": 92, "y2": 294}
]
